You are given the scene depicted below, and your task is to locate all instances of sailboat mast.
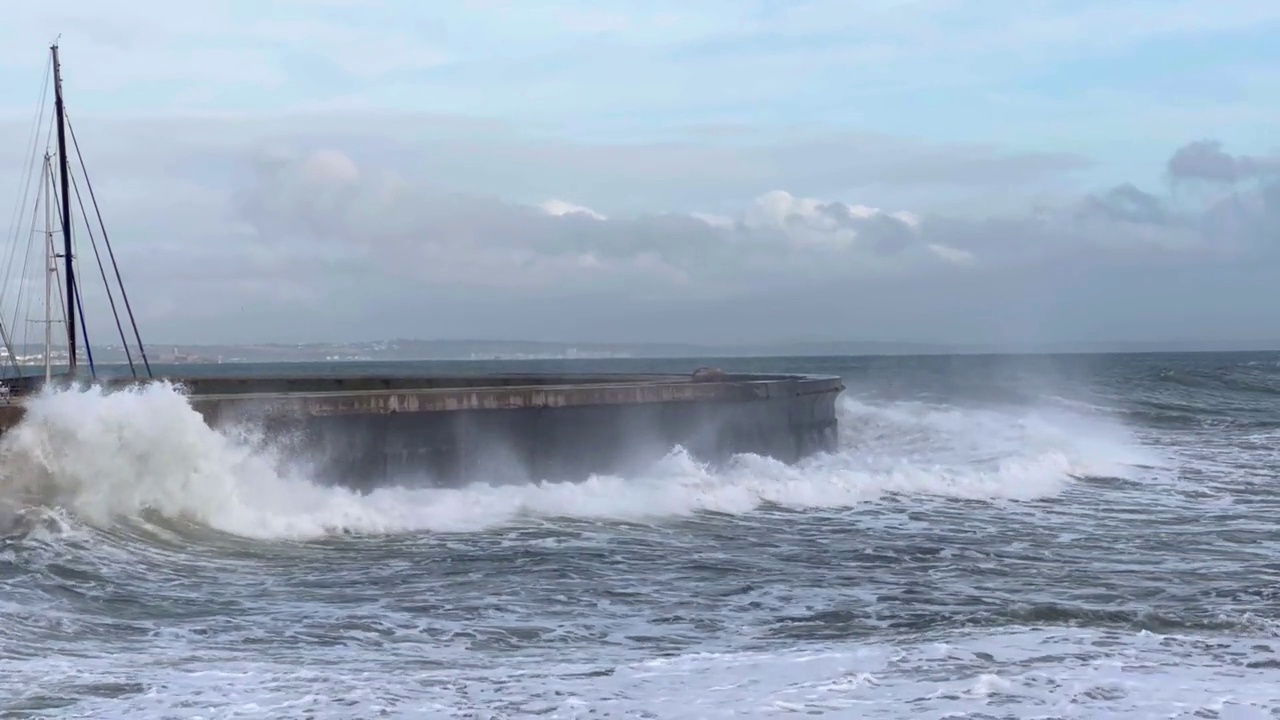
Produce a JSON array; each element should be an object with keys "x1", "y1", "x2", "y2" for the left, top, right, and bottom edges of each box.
[
  {"x1": 51, "y1": 42, "x2": 76, "y2": 374},
  {"x1": 43, "y1": 155, "x2": 54, "y2": 384}
]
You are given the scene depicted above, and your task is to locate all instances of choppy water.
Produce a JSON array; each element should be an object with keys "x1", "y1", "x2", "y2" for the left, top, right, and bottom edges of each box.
[{"x1": 1, "y1": 352, "x2": 1278, "y2": 718}]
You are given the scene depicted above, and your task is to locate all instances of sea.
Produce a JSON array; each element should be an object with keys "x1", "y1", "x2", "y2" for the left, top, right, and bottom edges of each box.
[{"x1": 0, "y1": 351, "x2": 1278, "y2": 719}]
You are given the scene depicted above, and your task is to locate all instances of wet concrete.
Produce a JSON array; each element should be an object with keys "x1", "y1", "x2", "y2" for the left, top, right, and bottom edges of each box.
[{"x1": 0, "y1": 372, "x2": 845, "y2": 490}]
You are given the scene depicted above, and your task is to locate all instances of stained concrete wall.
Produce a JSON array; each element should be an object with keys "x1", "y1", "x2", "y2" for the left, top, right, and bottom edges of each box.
[
  {"x1": 184, "y1": 373, "x2": 844, "y2": 490},
  {"x1": 0, "y1": 373, "x2": 845, "y2": 490}
]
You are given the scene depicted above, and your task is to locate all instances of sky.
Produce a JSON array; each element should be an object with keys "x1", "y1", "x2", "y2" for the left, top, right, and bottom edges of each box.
[{"x1": 0, "y1": 0, "x2": 1277, "y2": 348}]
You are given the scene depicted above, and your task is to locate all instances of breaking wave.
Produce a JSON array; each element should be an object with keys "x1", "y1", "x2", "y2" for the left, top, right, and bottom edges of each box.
[{"x1": 0, "y1": 382, "x2": 1154, "y2": 541}]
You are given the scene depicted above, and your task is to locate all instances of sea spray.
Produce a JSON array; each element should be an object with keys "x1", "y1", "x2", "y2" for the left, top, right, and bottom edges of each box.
[
  {"x1": 0, "y1": 382, "x2": 1150, "y2": 540},
  {"x1": 2, "y1": 354, "x2": 1267, "y2": 719}
]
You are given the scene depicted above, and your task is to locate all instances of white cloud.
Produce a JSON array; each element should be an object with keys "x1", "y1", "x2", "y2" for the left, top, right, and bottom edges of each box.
[
  {"x1": 928, "y1": 243, "x2": 976, "y2": 267},
  {"x1": 540, "y1": 199, "x2": 606, "y2": 220},
  {"x1": 742, "y1": 190, "x2": 900, "y2": 251},
  {"x1": 300, "y1": 148, "x2": 361, "y2": 185}
]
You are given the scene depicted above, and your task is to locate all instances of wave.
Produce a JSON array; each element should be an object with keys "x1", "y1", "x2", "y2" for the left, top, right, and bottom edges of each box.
[
  {"x1": 0, "y1": 382, "x2": 1154, "y2": 541},
  {"x1": 1154, "y1": 365, "x2": 1280, "y2": 397}
]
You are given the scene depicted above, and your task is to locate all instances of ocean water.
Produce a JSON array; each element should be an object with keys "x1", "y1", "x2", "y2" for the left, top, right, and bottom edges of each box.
[{"x1": 0, "y1": 352, "x2": 1278, "y2": 718}]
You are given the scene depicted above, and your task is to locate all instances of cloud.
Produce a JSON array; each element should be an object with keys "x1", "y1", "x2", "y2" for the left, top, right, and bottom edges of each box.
[
  {"x1": 231, "y1": 149, "x2": 1009, "y2": 304},
  {"x1": 540, "y1": 200, "x2": 606, "y2": 220},
  {"x1": 0, "y1": 1, "x2": 1278, "y2": 347},
  {"x1": 1167, "y1": 139, "x2": 1280, "y2": 184},
  {"x1": 218, "y1": 138, "x2": 1276, "y2": 326},
  {"x1": 2, "y1": 89, "x2": 1275, "y2": 347},
  {"x1": 0, "y1": 120, "x2": 1273, "y2": 348}
]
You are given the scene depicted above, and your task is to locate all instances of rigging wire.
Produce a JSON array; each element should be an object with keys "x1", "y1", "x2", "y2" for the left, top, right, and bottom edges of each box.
[
  {"x1": 1, "y1": 58, "x2": 51, "y2": 298},
  {"x1": 7, "y1": 112, "x2": 58, "y2": 377},
  {"x1": 44, "y1": 154, "x2": 70, "y2": 374},
  {"x1": 73, "y1": 266, "x2": 95, "y2": 378},
  {"x1": 3, "y1": 49, "x2": 152, "y2": 384},
  {"x1": 0, "y1": 58, "x2": 52, "y2": 377},
  {"x1": 45, "y1": 167, "x2": 87, "y2": 376},
  {"x1": 69, "y1": 168, "x2": 135, "y2": 377},
  {"x1": 67, "y1": 113, "x2": 151, "y2": 378},
  {"x1": 10, "y1": 151, "x2": 50, "y2": 377}
]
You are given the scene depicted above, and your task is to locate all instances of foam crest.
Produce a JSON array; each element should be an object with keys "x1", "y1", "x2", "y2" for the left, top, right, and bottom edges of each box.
[
  {"x1": 0, "y1": 382, "x2": 1151, "y2": 540},
  {"x1": 0, "y1": 382, "x2": 298, "y2": 536}
]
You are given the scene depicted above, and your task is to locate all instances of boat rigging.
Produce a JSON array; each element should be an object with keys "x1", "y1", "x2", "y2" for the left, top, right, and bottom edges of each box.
[{"x1": 0, "y1": 41, "x2": 152, "y2": 393}]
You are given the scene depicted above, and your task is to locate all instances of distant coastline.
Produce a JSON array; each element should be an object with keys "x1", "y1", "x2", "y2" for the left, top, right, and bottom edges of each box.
[{"x1": 4, "y1": 338, "x2": 1278, "y2": 366}]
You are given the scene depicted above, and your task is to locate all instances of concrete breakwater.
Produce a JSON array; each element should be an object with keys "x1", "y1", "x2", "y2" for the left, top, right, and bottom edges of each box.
[{"x1": 0, "y1": 372, "x2": 845, "y2": 489}]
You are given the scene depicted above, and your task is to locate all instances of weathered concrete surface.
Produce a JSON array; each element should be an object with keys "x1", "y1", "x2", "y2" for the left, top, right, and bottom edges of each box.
[{"x1": 0, "y1": 372, "x2": 845, "y2": 489}]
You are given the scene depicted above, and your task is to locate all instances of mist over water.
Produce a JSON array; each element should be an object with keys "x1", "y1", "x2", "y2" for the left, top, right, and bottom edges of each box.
[{"x1": 1, "y1": 353, "x2": 1278, "y2": 717}]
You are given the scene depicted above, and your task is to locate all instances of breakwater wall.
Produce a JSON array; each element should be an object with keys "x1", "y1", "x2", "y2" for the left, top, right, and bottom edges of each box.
[{"x1": 0, "y1": 372, "x2": 845, "y2": 490}]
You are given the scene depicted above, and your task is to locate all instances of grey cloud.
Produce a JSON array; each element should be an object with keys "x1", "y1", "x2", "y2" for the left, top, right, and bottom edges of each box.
[
  {"x1": 1153, "y1": 143, "x2": 1280, "y2": 253},
  {"x1": 235, "y1": 148, "x2": 794, "y2": 296},
  {"x1": 769, "y1": 137, "x2": 1090, "y2": 188},
  {"x1": 1, "y1": 111, "x2": 1088, "y2": 218},
  {"x1": 812, "y1": 202, "x2": 917, "y2": 256},
  {"x1": 5, "y1": 115, "x2": 1279, "y2": 346},
  {"x1": 232, "y1": 137, "x2": 1276, "y2": 299},
  {"x1": 1167, "y1": 139, "x2": 1280, "y2": 184},
  {"x1": 166, "y1": 114, "x2": 1087, "y2": 213},
  {"x1": 1079, "y1": 183, "x2": 1172, "y2": 226}
]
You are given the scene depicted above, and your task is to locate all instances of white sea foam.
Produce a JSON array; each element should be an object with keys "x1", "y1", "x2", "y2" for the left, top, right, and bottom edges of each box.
[
  {"x1": 0, "y1": 377, "x2": 1266, "y2": 720},
  {"x1": 6, "y1": 627, "x2": 1277, "y2": 719},
  {"x1": 0, "y1": 381, "x2": 1156, "y2": 540}
]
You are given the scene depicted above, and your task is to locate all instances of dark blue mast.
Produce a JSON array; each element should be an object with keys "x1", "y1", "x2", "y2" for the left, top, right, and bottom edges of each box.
[{"x1": 51, "y1": 42, "x2": 76, "y2": 375}]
